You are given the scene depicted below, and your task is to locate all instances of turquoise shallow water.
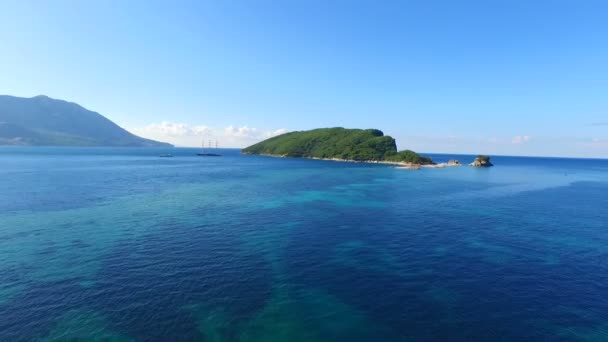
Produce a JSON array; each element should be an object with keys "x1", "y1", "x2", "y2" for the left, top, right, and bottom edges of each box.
[{"x1": 1, "y1": 147, "x2": 608, "y2": 341}]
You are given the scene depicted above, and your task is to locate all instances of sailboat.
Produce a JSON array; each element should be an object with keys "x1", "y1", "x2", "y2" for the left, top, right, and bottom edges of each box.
[{"x1": 196, "y1": 139, "x2": 222, "y2": 156}]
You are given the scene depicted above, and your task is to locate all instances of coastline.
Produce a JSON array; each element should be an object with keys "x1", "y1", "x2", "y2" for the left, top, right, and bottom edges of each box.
[{"x1": 244, "y1": 152, "x2": 462, "y2": 169}]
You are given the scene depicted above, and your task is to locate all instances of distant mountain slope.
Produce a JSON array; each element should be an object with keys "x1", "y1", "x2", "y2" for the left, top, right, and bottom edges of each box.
[
  {"x1": 0, "y1": 95, "x2": 172, "y2": 147},
  {"x1": 242, "y1": 127, "x2": 433, "y2": 164}
]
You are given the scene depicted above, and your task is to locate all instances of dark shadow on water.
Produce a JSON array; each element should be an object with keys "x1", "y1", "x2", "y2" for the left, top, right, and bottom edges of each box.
[
  {"x1": 0, "y1": 279, "x2": 85, "y2": 340},
  {"x1": 283, "y1": 182, "x2": 608, "y2": 340},
  {"x1": 87, "y1": 218, "x2": 274, "y2": 340}
]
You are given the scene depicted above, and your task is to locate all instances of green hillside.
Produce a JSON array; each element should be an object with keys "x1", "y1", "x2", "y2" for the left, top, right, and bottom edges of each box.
[{"x1": 242, "y1": 127, "x2": 433, "y2": 164}]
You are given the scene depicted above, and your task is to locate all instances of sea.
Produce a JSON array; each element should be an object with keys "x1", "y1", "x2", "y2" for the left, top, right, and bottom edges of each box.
[{"x1": 1, "y1": 147, "x2": 607, "y2": 341}]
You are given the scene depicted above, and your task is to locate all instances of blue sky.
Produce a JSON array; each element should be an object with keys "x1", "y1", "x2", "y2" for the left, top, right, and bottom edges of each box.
[{"x1": 1, "y1": 0, "x2": 607, "y2": 156}]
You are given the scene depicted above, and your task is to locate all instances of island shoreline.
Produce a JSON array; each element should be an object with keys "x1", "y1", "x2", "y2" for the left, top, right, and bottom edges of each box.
[
  {"x1": 243, "y1": 152, "x2": 462, "y2": 169},
  {"x1": 241, "y1": 128, "x2": 492, "y2": 168}
]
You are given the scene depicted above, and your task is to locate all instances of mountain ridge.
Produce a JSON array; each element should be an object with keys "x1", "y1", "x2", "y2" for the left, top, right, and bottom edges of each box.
[{"x1": 0, "y1": 95, "x2": 171, "y2": 147}]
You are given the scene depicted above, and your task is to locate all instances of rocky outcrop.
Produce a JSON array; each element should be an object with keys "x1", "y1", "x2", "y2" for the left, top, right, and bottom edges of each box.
[
  {"x1": 447, "y1": 159, "x2": 461, "y2": 166},
  {"x1": 470, "y1": 155, "x2": 493, "y2": 167}
]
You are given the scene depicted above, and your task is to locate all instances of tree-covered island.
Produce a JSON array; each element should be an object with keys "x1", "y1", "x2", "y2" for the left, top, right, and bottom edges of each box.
[{"x1": 241, "y1": 127, "x2": 434, "y2": 165}]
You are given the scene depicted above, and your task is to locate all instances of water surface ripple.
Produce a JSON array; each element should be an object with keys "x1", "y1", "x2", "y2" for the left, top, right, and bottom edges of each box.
[{"x1": 1, "y1": 147, "x2": 607, "y2": 341}]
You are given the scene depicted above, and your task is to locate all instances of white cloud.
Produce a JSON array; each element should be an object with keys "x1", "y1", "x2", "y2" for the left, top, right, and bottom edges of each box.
[
  {"x1": 512, "y1": 135, "x2": 531, "y2": 144},
  {"x1": 265, "y1": 128, "x2": 289, "y2": 138},
  {"x1": 129, "y1": 122, "x2": 288, "y2": 148},
  {"x1": 134, "y1": 121, "x2": 212, "y2": 137},
  {"x1": 587, "y1": 138, "x2": 608, "y2": 150},
  {"x1": 224, "y1": 125, "x2": 259, "y2": 138}
]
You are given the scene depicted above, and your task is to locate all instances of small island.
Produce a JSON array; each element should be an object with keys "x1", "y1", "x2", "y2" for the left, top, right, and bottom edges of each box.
[
  {"x1": 242, "y1": 127, "x2": 436, "y2": 167},
  {"x1": 243, "y1": 128, "x2": 494, "y2": 169},
  {"x1": 470, "y1": 155, "x2": 494, "y2": 167}
]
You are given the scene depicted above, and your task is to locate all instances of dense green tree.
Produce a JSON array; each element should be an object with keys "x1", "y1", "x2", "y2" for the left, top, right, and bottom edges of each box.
[{"x1": 242, "y1": 127, "x2": 433, "y2": 165}]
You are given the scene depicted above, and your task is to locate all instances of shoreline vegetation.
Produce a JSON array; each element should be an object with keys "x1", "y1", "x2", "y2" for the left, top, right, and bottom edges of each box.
[
  {"x1": 242, "y1": 127, "x2": 493, "y2": 169},
  {"x1": 255, "y1": 153, "x2": 463, "y2": 169},
  {"x1": 241, "y1": 128, "x2": 432, "y2": 164}
]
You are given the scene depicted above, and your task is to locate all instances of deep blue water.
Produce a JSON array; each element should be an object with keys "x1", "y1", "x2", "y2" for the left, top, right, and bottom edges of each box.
[{"x1": 1, "y1": 147, "x2": 607, "y2": 341}]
